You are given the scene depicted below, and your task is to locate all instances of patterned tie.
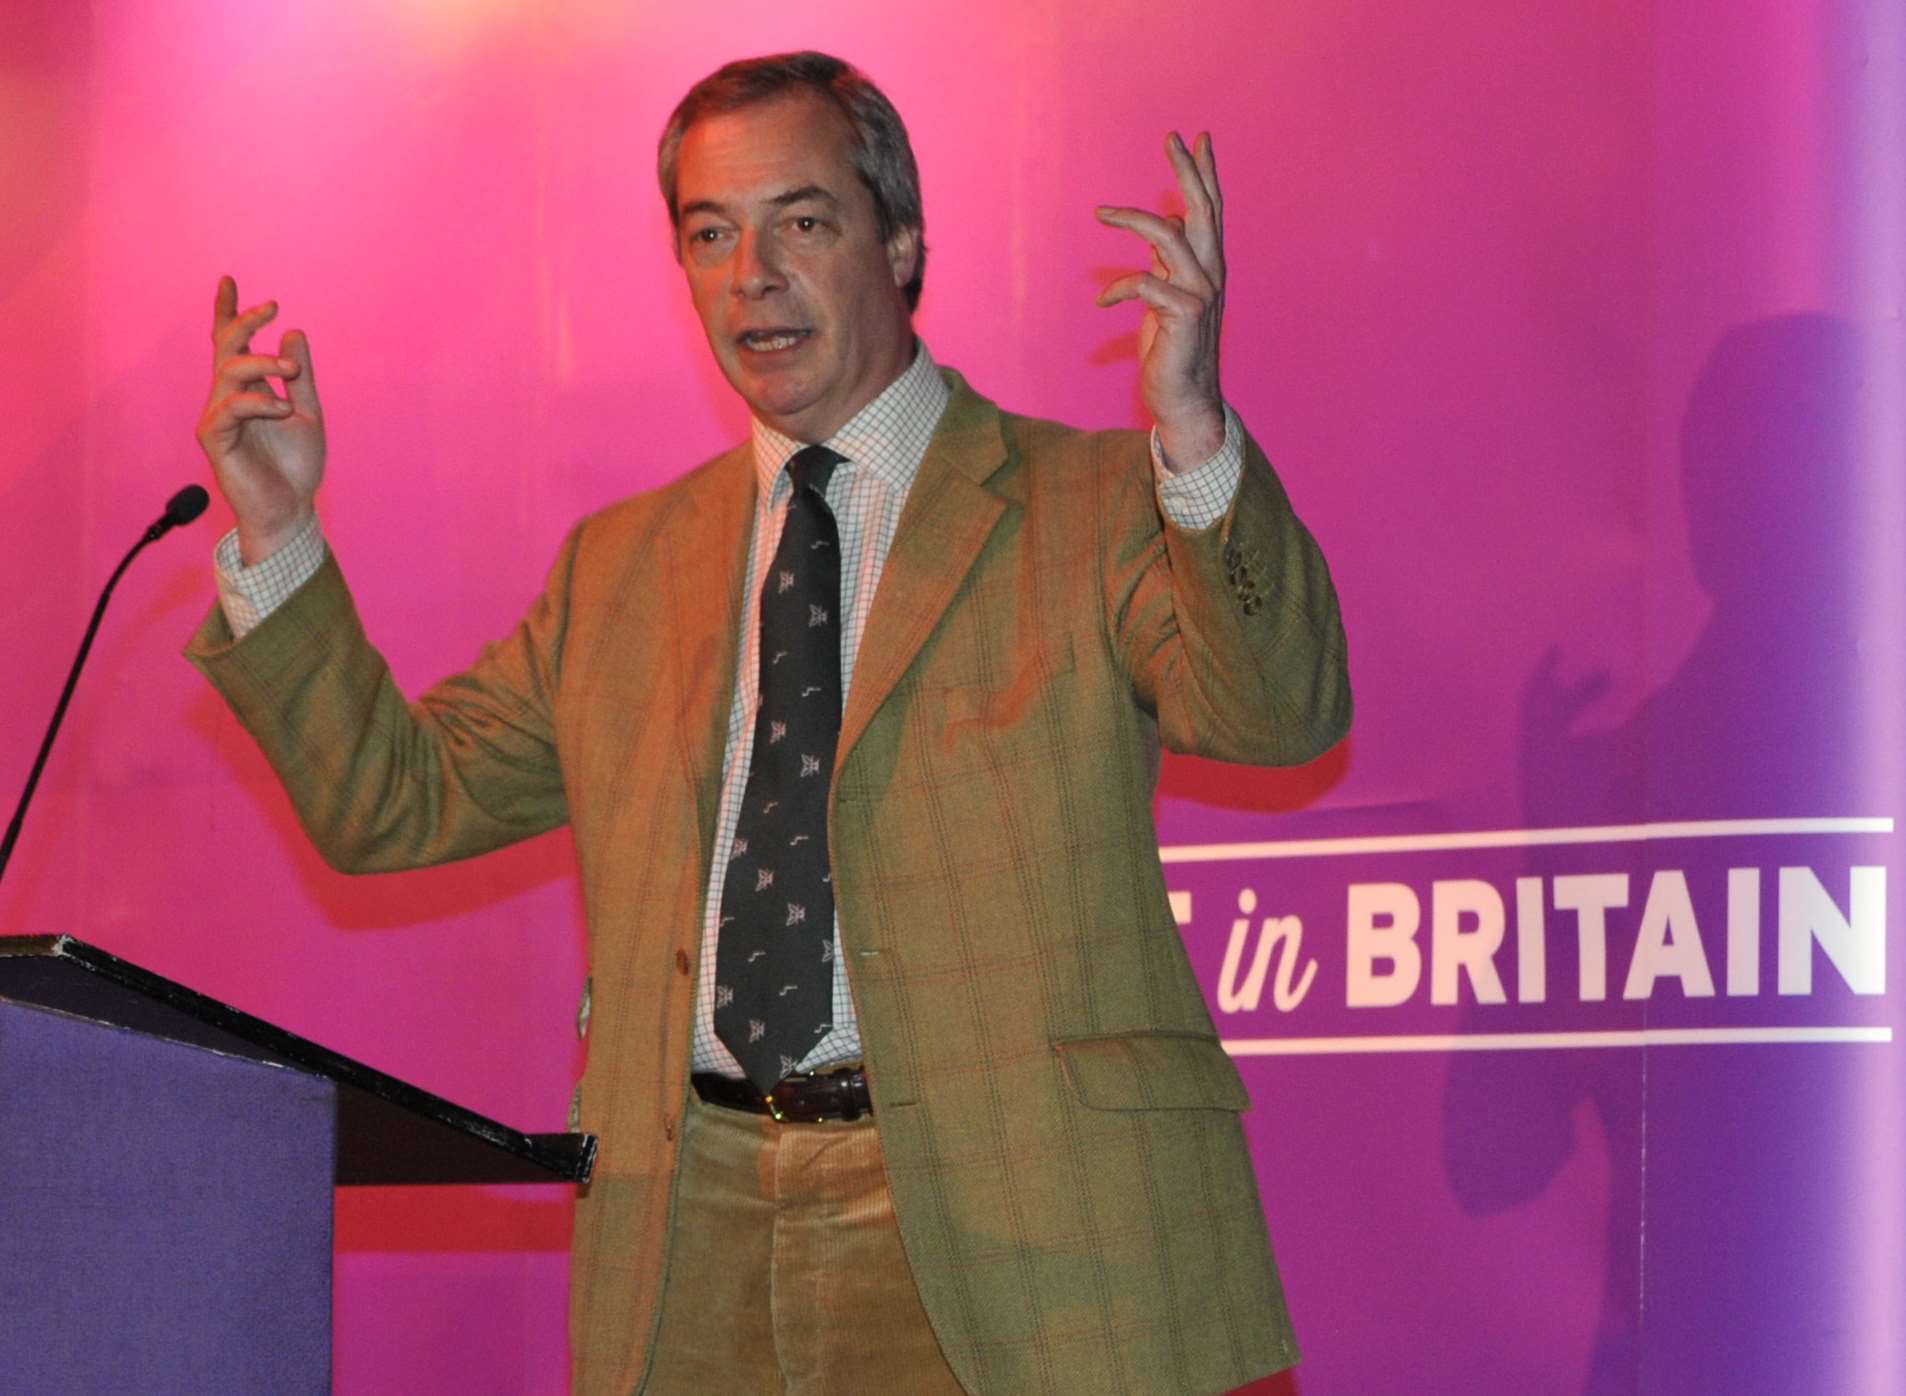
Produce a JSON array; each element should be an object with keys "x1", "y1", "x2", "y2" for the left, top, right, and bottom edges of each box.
[{"x1": 715, "y1": 444, "x2": 846, "y2": 1091}]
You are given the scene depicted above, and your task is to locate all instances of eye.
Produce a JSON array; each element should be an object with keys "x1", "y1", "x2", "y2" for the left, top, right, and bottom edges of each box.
[
  {"x1": 683, "y1": 224, "x2": 734, "y2": 261},
  {"x1": 792, "y1": 216, "x2": 822, "y2": 234}
]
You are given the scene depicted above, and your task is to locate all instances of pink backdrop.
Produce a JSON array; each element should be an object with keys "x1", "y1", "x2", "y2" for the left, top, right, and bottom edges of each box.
[{"x1": 4, "y1": 2, "x2": 1901, "y2": 1393}]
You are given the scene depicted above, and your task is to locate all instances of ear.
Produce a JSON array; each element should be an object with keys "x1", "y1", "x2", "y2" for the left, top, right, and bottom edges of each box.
[{"x1": 884, "y1": 224, "x2": 921, "y2": 290}]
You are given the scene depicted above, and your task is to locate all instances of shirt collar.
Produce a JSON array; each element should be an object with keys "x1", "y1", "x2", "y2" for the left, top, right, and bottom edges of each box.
[{"x1": 749, "y1": 341, "x2": 950, "y2": 502}]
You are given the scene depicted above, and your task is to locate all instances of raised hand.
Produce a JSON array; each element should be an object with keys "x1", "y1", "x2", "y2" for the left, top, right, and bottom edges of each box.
[
  {"x1": 195, "y1": 276, "x2": 326, "y2": 565},
  {"x1": 1095, "y1": 131, "x2": 1227, "y2": 471}
]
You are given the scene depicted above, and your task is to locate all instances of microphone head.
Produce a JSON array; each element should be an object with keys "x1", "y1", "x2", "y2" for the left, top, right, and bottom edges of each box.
[{"x1": 165, "y1": 484, "x2": 211, "y2": 527}]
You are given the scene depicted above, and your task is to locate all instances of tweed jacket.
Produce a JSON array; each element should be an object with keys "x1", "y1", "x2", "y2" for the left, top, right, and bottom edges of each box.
[{"x1": 187, "y1": 369, "x2": 1351, "y2": 1396}]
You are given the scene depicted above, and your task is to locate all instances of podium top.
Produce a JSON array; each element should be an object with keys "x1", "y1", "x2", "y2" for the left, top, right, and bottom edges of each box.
[{"x1": 0, "y1": 935, "x2": 595, "y2": 1187}]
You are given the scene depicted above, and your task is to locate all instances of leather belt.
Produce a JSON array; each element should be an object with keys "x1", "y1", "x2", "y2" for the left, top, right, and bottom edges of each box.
[{"x1": 692, "y1": 1066, "x2": 872, "y2": 1123}]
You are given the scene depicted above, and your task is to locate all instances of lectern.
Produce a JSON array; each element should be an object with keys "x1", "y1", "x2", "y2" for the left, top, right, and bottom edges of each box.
[{"x1": 0, "y1": 935, "x2": 596, "y2": 1395}]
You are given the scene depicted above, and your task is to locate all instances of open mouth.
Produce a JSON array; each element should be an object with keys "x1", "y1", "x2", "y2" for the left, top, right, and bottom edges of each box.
[{"x1": 738, "y1": 328, "x2": 813, "y2": 353}]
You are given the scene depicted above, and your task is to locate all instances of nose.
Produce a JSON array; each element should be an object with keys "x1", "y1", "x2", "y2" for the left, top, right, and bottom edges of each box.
[{"x1": 732, "y1": 228, "x2": 785, "y2": 299}]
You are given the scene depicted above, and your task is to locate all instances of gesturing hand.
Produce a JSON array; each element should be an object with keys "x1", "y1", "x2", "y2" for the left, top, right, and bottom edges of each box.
[
  {"x1": 195, "y1": 276, "x2": 326, "y2": 566},
  {"x1": 1095, "y1": 131, "x2": 1227, "y2": 472}
]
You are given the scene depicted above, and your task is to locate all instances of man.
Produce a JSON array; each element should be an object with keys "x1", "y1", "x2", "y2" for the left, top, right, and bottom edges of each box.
[{"x1": 190, "y1": 51, "x2": 1349, "y2": 1396}]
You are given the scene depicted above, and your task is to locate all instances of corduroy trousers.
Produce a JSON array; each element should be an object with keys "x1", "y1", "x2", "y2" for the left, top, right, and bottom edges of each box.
[{"x1": 642, "y1": 1090, "x2": 967, "y2": 1394}]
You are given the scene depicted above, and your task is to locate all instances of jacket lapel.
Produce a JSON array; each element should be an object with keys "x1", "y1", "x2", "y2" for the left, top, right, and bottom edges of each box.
[
  {"x1": 838, "y1": 374, "x2": 1010, "y2": 767},
  {"x1": 660, "y1": 445, "x2": 756, "y2": 852}
]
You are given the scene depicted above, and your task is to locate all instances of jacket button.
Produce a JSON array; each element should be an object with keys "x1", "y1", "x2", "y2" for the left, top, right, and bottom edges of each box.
[
  {"x1": 663, "y1": 1115, "x2": 676, "y2": 1141},
  {"x1": 675, "y1": 948, "x2": 691, "y2": 975}
]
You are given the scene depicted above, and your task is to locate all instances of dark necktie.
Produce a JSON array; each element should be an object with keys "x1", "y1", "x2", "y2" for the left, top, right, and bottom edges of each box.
[{"x1": 715, "y1": 444, "x2": 845, "y2": 1091}]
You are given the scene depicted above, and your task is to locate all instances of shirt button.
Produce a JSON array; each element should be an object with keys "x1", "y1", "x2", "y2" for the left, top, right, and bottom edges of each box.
[{"x1": 675, "y1": 948, "x2": 691, "y2": 975}]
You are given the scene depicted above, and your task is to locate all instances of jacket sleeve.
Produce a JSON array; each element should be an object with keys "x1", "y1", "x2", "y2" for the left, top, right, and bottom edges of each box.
[
  {"x1": 1100, "y1": 421, "x2": 1352, "y2": 766},
  {"x1": 183, "y1": 530, "x2": 580, "y2": 873}
]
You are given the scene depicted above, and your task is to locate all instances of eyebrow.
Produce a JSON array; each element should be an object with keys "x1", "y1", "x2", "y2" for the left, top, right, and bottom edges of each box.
[
  {"x1": 768, "y1": 185, "x2": 839, "y2": 210},
  {"x1": 678, "y1": 185, "x2": 842, "y2": 221}
]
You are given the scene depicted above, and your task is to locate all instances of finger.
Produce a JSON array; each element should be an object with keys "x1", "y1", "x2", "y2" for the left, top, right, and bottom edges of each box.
[
  {"x1": 213, "y1": 352, "x2": 297, "y2": 394},
  {"x1": 1193, "y1": 132, "x2": 1222, "y2": 222},
  {"x1": 1096, "y1": 203, "x2": 1202, "y2": 261},
  {"x1": 215, "y1": 297, "x2": 280, "y2": 360},
  {"x1": 201, "y1": 390, "x2": 295, "y2": 437},
  {"x1": 1165, "y1": 132, "x2": 1215, "y2": 226},
  {"x1": 278, "y1": 329, "x2": 321, "y2": 416},
  {"x1": 1096, "y1": 272, "x2": 1204, "y2": 318},
  {"x1": 1165, "y1": 132, "x2": 1223, "y2": 270},
  {"x1": 1096, "y1": 272, "x2": 1147, "y2": 307},
  {"x1": 1094, "y1": 206, "x2": 1214, "y2": 294},
  {"x1": 213, "y1": 276, "x2": 238, "y2": 335},
  {"x1": 1128, "y1": 274, "x2": 1205, "y2": 319}
]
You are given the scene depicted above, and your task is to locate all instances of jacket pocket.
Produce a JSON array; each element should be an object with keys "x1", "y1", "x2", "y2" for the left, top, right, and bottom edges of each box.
[{"x1": 1053, "y1": 1029, "x2": 1250, "y2": 1112}]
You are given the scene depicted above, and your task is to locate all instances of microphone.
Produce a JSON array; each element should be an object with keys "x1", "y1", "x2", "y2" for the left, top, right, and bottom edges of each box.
[
  {"x1": 147, "y1": 484, "x2": 210, "y2": 542},
  {"x1": 0, "y1": 484, "x2": 214, "y2": 886}
]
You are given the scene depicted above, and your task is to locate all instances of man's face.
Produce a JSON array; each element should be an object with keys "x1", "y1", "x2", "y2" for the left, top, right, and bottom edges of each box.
[{"x1": 674, "y1": 90, "x2": 919, "y2": 443}]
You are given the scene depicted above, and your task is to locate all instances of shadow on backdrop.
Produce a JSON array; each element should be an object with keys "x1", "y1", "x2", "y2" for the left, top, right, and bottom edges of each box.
[{"x1": 1445, "y1": 313, "x2": 1872, "y2": 1396}]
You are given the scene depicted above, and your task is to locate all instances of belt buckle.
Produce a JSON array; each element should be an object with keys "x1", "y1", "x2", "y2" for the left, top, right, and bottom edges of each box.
[{"x1": 764, "y1": 1069, "x2": 863, "y2": 1123}]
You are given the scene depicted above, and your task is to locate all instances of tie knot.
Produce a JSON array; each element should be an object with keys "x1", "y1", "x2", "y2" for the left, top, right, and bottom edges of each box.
[{"x1": 787, "y1": 444, "x2": 844, "y2": 500}]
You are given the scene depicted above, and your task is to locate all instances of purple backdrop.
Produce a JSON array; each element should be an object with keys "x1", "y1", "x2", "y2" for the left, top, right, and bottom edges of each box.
[{"x1": 2, "y1": 1, "x2": 1900, "y2": 1392}]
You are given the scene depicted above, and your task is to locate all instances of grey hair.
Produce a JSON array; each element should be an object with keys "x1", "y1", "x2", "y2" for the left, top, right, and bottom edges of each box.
[{"x1": 657, "y1": 51, "x2": 927, "y2": 311}]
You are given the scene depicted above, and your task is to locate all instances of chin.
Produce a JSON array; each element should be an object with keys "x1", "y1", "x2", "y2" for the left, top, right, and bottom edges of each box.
[
  {"x1": 735, "y1": 370, "x2": 832, "y2": 429},
  {"x1": 743, "y1": 382, "x2": 821, "y2": 428}
]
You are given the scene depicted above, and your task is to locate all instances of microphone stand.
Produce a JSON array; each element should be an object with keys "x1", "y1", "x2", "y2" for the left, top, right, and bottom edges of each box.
[{"x1": 0, "y1": 485, "x2": 211, "y2": 888}]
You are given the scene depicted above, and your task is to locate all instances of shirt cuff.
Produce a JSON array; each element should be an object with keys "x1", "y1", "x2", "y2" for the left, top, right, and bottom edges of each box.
[
  {"x1": 1152, "y1": 404, "x2": 1243, "y2": 531},
  {"x1": 214, "y1": 514, "x2": 327, "y2": 639}
]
